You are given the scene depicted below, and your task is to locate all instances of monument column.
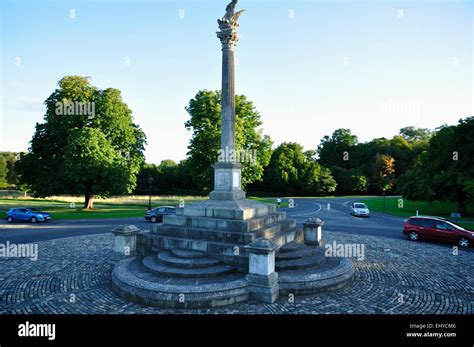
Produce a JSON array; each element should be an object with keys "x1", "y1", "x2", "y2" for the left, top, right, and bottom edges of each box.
[
  {"x1": 220, "y1": 35, "x2": 236, "y2": 152},
  {"x1": 209, "y1": 0, "x2": 246, "y2": 201}
]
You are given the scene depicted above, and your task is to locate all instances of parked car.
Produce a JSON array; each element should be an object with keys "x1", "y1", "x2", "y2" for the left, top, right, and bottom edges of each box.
[
  {"x1": 145, "y1": 206, "x2": 176, "y2": 223},
  {"x1": 350, "y1": 202, "x2": 370, "y2": 217},
  {"x1": 6, "y1": 208, "x2": 52, "y2": 223},
  {"x1": 403, "y1": 216, "x2": 474, "y2": 247}
]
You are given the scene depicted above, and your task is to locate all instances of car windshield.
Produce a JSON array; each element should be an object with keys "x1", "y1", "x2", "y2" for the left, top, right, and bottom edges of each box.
[
  {"x1": 29, "y1": 208, "x2": 41, "y2": 212},
  {"x1": 354, "y1": 203, "x2": 367, "y2": 209}
]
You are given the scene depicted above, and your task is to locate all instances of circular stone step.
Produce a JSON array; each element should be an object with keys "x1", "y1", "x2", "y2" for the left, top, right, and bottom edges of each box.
[
  {"x1": 276, "y1": 243, "x2": 313, "y2": 260},
  {"x1": 111, "y1": 257, "x2": 249, "y2": 308},
  {"x1": 278, "y1": 256, "x2": 355, "y2": 295},
  {"x1": 171, "y1": 249, "x2": 207, "y2": 259},
  {"x1": 157, "y1": 251, "x2": 221, "y2": 269},
  {"x1": 276, "y1": 247, "x2": 313, "y2": 261},
  {"x1": 143, "y1": 256, "x2": 235, "y2": 278},
  {"x1": 279, "y1": 242, "x2": 303, "y2": 252},
  {"x1": 276, "y1": 250, "x2": 326, "y2": 271}
]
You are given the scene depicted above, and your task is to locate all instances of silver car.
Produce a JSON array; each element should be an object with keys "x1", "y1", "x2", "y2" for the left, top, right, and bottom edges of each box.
[{"x1": 350, "y1": 202, "x2": 370, "y2": 217}]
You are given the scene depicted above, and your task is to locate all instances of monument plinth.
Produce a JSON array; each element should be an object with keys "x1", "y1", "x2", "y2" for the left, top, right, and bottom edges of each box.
[{"x1": 111, "y1": 0, "x2": 354, "y2": 308}]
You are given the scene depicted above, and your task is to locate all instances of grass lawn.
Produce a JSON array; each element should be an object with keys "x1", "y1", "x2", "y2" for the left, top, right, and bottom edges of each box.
[
  {"x1": 0, "y1": 195, "x2": 289, "y2": 220},
  {"x1": 249, "y1": 197, "x2": 289, "y2": 208},
  {"x1": 0, "y1": 196, "x2": 205, "y2": 220},
  {"x1": 361, "y1": 196, "x2": 474, "y2": 229}
]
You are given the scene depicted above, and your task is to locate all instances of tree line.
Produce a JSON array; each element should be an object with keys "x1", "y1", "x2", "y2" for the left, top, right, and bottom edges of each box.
[
  {"x1": 133, "y1": 89, "x2": 473, "y2": 214},
  {"x1": 10, "y1": 76, "x2": 474, "y2": 213}
]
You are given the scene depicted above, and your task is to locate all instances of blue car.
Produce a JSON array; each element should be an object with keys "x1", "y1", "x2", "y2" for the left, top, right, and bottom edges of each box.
[
  {"x1": 145, "y1": 206, "x2": 176, "y2": 223},
  {"x1": 6, "y1": 208, "x2": 52, "y2": 223}
]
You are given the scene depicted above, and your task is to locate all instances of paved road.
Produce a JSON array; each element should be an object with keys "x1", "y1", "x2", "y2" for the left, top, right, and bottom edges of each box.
[
  {"x1": 0, "y1": 218, "x2": 150, "y2": 244},
  {"x1": 0, "y1": 197, "x2": 471, "y2": 252},
  {"x1": 283, "y1": 197, "x2": 473, "y2": 253},
  {"x1": 285, "y1": 197, "x2": 405, "y2": 240}
]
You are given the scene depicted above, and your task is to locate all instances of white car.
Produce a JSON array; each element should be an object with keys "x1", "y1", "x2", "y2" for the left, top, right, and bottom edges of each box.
[{"x1": 350, "y1": 202, "x2": 370, "y2": 217}]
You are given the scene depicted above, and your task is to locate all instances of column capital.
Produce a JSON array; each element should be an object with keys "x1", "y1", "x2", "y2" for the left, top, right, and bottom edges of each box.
[{"x1": 217, "y1": 28, "x2": 239, "y2": 50}]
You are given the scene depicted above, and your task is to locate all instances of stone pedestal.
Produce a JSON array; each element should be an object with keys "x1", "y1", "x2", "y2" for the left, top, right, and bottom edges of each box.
[
  {"x1": 303, "y1": 218, "x2": 324, "y2": 246},
  {"x1": 245, "y1": 238, "x2": 279, "y2": 303},
  {"x1": 209, "y1": 162, "x2": 246, "y2": 200},
  {"x1": 111, "y1": 225, "x2": 141, "y2": 260}
]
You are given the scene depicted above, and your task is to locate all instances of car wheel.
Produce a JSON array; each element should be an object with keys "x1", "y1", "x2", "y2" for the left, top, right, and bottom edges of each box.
[
  {"x1": 150, "y1": 216, "x2": 157, "y2": 223},
  {"x1": 409, "y1": 231, "x2": 419, "y2": 241},
  {"x1": 7, "y1": 216, "x2": 13, "y2": 223},
  {"x1": 31, "y1": 217, "x2": 38, "y2": 223},
  {"x1": 458, "y1": 237, "x2": 470, "y2": 248}
]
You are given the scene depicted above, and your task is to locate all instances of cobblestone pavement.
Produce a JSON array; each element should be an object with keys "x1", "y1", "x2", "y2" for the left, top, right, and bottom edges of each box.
[{"x1": 1, "y1": 231, "x2": 473, "y2": 314}]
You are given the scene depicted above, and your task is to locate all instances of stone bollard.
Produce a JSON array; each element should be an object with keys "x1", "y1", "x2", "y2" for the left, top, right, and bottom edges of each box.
[
  {"x1": 111, "y1": 225, "x2": 141, "y2": 260},
  {"x1": 303, "y1": 217, "x2": 324, "y2": 246},
  {"x1": 244, "y1": 238, "x2": 279, "y2": 303}
]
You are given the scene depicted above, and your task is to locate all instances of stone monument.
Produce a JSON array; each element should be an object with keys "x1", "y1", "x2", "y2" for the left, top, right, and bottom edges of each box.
[{"x1": 111, "y1": 1, "x2": 354, "y2": 308}]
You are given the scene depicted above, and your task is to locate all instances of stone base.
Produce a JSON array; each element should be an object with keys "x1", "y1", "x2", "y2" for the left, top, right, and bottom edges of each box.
[
  {"x1": 111, "y1": 242, "x2": 354, "y2": 308},
  {"x1": 111, "y1": 255, "x2": 249, "y2": 308},
  {"x1": 246, "y1": 272, "x2": 279, "y2": 303},
  {"x1": 138, "y1": 198, "x2": 304, "y2": 270},
  {"x1": 209, "y1": 190, "x2": 246, "y2": 200},
  {"x1": 115, "y1": 195, "x2": 355, "y2": 307},
  {"x1": 180, "y1": 198, "x2": 277, "y2": 220},
  {"x1": 210, "y1": 161, "x2": 245, "y2": 201}
]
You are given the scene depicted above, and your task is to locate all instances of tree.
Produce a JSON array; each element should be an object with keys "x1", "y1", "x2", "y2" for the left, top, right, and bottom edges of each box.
[
  {"x1": 399, "y1": 126, "x2": 432, "y2": 143},
  {"x1": 5, "y1": 153, "x2": 19, "y2": 186},
  {"x1": 62, "y1": 128, "x2": 132, "y2": 209},
  {"x1": 397, "y1": 152, "x2": 434, "y2": 203},
  {"x1": 397, "y1": 118, "x2": 474, "y2": 214},
  {"x1": 134, "y1": 160, "x2": 196, "y2": 196},
  {"x1": 371, "y1": 153, "x2": 395, "y2": 193},
  {"x1": 427, "y1": 119, "x2": 474, "y2": 214},
  {"x1": 184, "y1": 90, "x2": 273, "y2": 193},
  {"x1": 262, "y1": 143, "x2": 336, "y2": 195},
  {"x1": 317, "y1": 128, "x2": 358, "y2": 169},
  {"x1": 331, "y1": 167, "x2": 368, "y2": 194},
  {"x1": 16, "y1": 76, "x2": 146, "y2": 208},
  {"x1": 0, "y1": 156, "x2": 7, "y2": 188}
]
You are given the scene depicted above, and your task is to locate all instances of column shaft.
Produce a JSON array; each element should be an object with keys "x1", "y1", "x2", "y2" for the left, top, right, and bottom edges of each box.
[{"x1": 221, "y1": 47, "x2": 236, "y2": 153}]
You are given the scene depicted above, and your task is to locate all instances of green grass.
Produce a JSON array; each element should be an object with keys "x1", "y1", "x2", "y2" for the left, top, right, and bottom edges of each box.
[
  {"x1": 0, "y1": 196, "x2": 205, "y2": 220},
  {"x1": 0, "y1": 195, "x2": 293, "y2": 220},
  {"x1": 360, "y1": 196, "x2": 474, "y2": 229},
  {"x1": 248, "y1": 197, "x2": 289, "y2": 208}
]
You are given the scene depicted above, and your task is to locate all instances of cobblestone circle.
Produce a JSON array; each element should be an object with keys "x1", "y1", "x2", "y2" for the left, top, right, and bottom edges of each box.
[{"x1": 1, "y1": 231, "x2": 473, "y2": 314}]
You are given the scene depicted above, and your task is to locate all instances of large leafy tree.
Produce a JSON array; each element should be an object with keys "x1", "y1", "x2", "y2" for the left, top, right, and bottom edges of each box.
[
  {"x1": 397, "y1": 152, "x2": 435, "y2": 203},
  {"x1": 330, "y1": 167, "x2": 368, "y2": 194},
  {"x1": 16, "y1": 76, "x2": 146, "y2": 208},
  {"x1": 135, "y1": 160, "x2": 195, "y2": 196},
  {"x1": 184, "y1": 90, "x2": 273, "y2": 193},
  {"x1": 399, "y1": 126, "x2": 432, "y2": 143},
  {"x1": 317, "y1": 128, "x2": 358, "y2": 169},
  {"x1": 262, "y1": 143, "x2": 336, "y2": 195},
  {"x1": 371, "y1": 153, "x2": 396, "y2": 193},
  {"x1": 421, "y1": 119, "x2": 474, "y2": 214}
]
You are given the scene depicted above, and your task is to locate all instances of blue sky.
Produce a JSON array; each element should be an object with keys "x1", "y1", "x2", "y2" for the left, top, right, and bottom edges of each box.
[{"x1": 1, "y1": 0, "x2": 472, "y2": 164}]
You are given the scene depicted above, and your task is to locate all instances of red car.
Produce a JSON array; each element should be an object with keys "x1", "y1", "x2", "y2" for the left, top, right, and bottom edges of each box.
[{"x1": 403, "y1": 216, "x2": 474, "y2": 247}]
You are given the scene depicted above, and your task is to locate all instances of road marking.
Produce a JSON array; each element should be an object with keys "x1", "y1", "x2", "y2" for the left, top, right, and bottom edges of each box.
[
  {"x1": 289, "y1": 202, "x2": 321, "y2": 217},
  {"x1": 343, "y1": 200, "x2": 355, "y2": 207}
]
